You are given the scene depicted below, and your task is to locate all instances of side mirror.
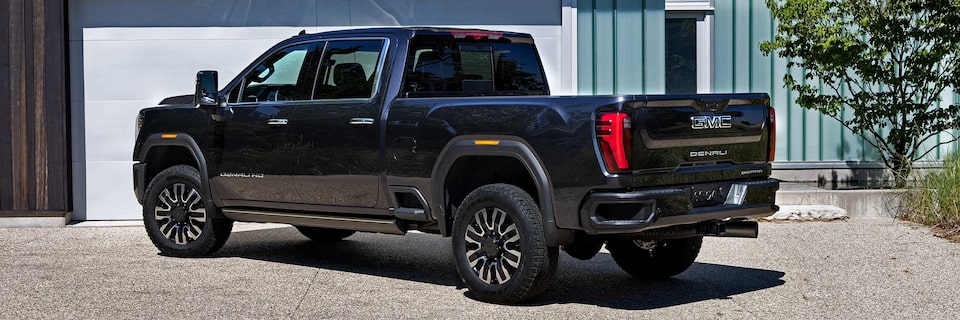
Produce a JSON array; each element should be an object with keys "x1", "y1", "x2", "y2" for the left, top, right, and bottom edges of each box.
[
  {"x1": 196, "y1": 70, "x2": 232, "y2": 122},
  {"x1": 195, "y1": 70, "x2": 220, "y2": 107}
]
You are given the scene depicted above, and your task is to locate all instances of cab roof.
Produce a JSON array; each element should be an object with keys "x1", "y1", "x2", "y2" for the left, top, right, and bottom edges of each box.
[{"x1": 285, "y1": 27, "x2": 535, "y2": 43}]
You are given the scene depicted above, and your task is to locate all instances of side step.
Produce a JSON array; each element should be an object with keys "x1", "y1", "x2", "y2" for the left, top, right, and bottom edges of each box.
[{"x1": 221, "y1": 208, "x2": 405, "y2": 235}]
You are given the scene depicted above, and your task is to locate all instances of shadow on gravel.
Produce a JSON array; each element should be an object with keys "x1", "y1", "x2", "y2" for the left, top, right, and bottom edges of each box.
[
  {"x1": 535, "y1": 256, "x2": 786, "y2": 309},
  {"x1": 220, "y1": 227, "x2": 785, "y2": 310},
  {"x1": 218, "y1": 226, "x2": 463, "y2": 287}
]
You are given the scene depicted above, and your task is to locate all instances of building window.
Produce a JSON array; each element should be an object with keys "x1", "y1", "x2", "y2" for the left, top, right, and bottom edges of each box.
[
  {"x1": 665, "y1": 11, "x2": 713, "y2": 94},
  {"x1": 666, "y1": 18, "x2": 698, "y2": 94}
]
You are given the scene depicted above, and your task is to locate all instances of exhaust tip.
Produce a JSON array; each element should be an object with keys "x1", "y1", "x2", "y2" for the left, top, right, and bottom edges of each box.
[{"x1": 718, "y1": 220, "x2": 759, "y2": 238}]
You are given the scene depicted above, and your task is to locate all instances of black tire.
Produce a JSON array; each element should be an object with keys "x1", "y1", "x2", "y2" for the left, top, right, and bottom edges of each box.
[
  {"x1": 452, "y1": 183, "x2": 558, "y2": 304},
  {"x1": 606, "y1": 236, "x2": 703, "y2": 279},
  {"x1": 295, "y1": 226, "x2": 356, "y2": 242},
  {"x1": 143, "y1": 165, "x2": 233, "y2": 257}
]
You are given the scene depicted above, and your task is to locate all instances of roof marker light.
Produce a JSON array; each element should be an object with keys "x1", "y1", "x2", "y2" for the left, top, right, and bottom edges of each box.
[{"x1": 450, "y1": 30, "x2": 503, "y2": 40}]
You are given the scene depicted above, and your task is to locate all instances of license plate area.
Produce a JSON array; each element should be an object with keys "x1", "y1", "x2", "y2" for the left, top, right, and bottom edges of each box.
[{"x1": 690, "y1": 184, "x2": 728, "y2": 207}]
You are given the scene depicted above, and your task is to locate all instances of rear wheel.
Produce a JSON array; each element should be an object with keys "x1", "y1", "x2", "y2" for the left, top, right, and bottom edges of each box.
[
  {"x1": 452, "y1": 184, "x2": 558, "y2": 304},
  {"x1": 295, "y1": 226, "x2": 356, "y2": 242},
  {"x1": 143, "y1": 165, "x2": 233, "y2": 257},
  {"x1": 606, "y1": 236, "x2": 703, "y2": 279}
]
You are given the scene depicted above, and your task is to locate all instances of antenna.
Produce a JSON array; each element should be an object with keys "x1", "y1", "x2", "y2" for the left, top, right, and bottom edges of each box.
[{"x1": 298, "y1": 29, "x2": 306, "y2": 36}]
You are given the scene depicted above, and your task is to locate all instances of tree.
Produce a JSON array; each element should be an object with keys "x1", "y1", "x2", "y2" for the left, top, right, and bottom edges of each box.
[{"x1": 760, "y1": 0, "x2": 960, "y2": 186}]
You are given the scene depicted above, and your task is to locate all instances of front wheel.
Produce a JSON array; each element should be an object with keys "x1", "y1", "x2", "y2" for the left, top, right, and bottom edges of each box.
[
  {"x1": 452, "y1": 184, "x2": 558, "y2": 304},
  {"x1": 606, "y1": 236, "x2": 703, "y2": 279},
  {"x1": 143, "y1": 165, "x2": 233, "y2": 257}
]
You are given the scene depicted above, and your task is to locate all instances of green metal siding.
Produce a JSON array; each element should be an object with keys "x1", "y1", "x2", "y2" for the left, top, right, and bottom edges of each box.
[
  {"x1": 578, "y1": 0, "x2": 955, "y2": 162},
  {"x1": 577, "y1": 0, "x2": 665, "y2": 95},
  {"x1": 712, "y1": 0, "x2": 954, "y2": 162}
]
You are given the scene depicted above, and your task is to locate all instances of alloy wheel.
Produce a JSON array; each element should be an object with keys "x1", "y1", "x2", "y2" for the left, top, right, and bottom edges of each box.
[
  {"x1": 463, "y1": 207, "x2": 523, "y2": 285},
  {"x1": 153, "y1": 183, "x2": 206, "y2": 245}
]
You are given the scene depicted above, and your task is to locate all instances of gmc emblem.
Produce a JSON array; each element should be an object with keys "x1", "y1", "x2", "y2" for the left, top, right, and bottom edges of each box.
[{"x1": 691, "y1": 115, "x2": 732, "y2": 129}]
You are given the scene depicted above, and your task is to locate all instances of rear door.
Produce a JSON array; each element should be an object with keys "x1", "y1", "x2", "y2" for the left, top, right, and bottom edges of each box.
[
  {"x1": 211, "y1": 41, "x2": 322, "y2": 203},
  {"x1": 284, "y1": 38, "x2": 389, "y2": 208}
]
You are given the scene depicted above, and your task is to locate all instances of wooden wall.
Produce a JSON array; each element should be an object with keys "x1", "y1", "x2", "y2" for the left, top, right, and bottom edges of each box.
[{"x1": 0, "y1": 0, "x2": 69, "y2": 216}]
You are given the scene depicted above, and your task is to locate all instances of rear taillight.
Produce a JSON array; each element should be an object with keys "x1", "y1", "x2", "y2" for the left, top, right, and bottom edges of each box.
[
  {"x1": 596, "y1": 112, "x2": 632, "y2": 173},
  {"x1": 768, "y1": 107, "x2": 776, "y2": 162}
]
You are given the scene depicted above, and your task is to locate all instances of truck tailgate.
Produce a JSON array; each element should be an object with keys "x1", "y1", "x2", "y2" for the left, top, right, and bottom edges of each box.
[{"x1": 599, "y1": 94, "x2": 774, "y2": 185}]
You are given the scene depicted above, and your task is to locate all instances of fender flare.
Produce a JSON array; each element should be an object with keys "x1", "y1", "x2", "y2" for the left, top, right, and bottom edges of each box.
[
  {"x1": 138, "y1": 133, "x2": 219, "y2": 211},
  {"x1": 430, "y1": 135, "x2": 574, "y2": 246}
]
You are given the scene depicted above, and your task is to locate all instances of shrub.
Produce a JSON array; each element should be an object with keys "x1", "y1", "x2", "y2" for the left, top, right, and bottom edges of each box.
[{"x1": 902, "y1": 151, "x2": 960, "y2": 236}]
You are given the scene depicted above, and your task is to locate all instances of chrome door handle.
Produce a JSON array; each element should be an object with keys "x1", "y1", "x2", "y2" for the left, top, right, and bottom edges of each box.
[
  {"x1": 349, "y1": 118, "x2": 375, "y2": 126},
  {"x1": 267, "y1": 119, "x2": 288, "y2": 126}
]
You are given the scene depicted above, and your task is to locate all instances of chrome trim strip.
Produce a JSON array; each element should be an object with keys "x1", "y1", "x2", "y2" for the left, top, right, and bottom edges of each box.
[{"x1": 640, "y1": 131, "x2": 762, "y2": 149}]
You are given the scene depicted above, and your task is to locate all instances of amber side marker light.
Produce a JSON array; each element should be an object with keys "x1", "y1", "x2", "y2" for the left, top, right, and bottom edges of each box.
[
  {"x1": 161, "y1": 134, "x2": 178, "y2": 139},
  {"x1": 474, "y1": 140, "x2": 501, "y2": 146}
]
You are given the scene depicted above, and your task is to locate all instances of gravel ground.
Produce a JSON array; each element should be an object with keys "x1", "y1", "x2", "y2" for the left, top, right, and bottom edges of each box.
[{"x1": 1, "y1": 219, "x2": 959, "y2": 319}]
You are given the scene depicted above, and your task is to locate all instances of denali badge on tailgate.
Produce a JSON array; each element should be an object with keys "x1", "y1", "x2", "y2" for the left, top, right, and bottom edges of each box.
[{"x1": 690, "y1": 115, "x2": 732, "y2": 129}]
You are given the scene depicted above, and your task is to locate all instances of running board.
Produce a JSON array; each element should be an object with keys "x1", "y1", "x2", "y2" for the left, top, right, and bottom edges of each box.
[{"x1": 221, "y1": 209, "x2": 405, "y2": 235}]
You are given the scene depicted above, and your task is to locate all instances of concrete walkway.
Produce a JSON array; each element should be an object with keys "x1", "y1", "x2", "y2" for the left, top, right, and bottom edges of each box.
[
  {"x1": 1, "y1": 219, "x2": 958, "y2": 319},
  {"x1": 776, "y1": 182, "x2": 903, "y2": 219}
]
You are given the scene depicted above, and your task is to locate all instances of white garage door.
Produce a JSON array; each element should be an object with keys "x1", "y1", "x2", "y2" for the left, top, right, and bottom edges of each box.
[{"x1": 68, "y1": 0, "x2": 563, "y2": 220}]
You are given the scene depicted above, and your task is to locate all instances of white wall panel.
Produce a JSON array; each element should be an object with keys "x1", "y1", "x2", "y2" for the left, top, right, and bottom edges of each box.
[
  {"x1": 69, "y1": 0, "x2": 566, "y2": 220},
  {"x1": 81, "y1": 161, "x2": 143, "y2": 221},
  {"x1": 81, "y1": 101, "x2": 145, "y2": 162}
]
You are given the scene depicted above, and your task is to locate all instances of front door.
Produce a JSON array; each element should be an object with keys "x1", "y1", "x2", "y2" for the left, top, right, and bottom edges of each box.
[
  {"x1": 284, "y1": 39, "x2": 388, "y2": 208},
  {"x1": 211, "y1": 41, "x2": 320, "y2": 204}
]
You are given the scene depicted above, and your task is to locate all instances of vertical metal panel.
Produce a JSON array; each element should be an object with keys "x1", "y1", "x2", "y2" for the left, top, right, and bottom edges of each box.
[
  {"x1": 577, "y1": 0, "x2": 665, "y2": 95},
  {"x1": 732, "y1": 1, "x2": 751, "y2": 92},
  {"x1": 712, "y1": 0, "x2": 734, "y2": 93},
  {"x1": 748, "y1": 0, "x2": 771, "y2": 96},
  {"x1": 576, "y1": 0, "x2": 595, "y2": 94},
  {"x1": 594, "y1": 0, "x2": 616, "y2": 94},
  {"x1": 641, "y1": 0, "x2": 664, "y2": 94},
  {"x1": 615, "y1": 0, "x2": 644, "y2": 93}
]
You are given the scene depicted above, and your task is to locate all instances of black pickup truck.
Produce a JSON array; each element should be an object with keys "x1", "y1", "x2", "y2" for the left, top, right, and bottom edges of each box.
[{"x1": 133, "y1": 27, "x2": 779, "y2": 303}]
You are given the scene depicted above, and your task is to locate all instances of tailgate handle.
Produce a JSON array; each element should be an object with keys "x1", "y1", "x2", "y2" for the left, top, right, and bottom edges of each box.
[
  {"x1": 350, "y1": 118, "x2": 375, "y2": 126},
  {"x1": 267, "y1": 119, "x2": 288, "y2": 126}
]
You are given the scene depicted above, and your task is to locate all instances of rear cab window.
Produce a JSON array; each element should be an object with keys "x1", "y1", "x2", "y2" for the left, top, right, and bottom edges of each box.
[{"x1": 402, "y1": 34, "x2": 548, "y2": 97}]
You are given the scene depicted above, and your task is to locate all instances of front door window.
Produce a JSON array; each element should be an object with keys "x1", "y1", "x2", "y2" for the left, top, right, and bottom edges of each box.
[{"x1": 235, "y1": 43, "x2": 315, "y2": 102}]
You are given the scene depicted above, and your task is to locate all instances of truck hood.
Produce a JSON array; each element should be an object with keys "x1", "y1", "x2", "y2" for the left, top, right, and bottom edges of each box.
[{"x1": 158, "y1": 94, "x2": 194, "y2": 106}]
